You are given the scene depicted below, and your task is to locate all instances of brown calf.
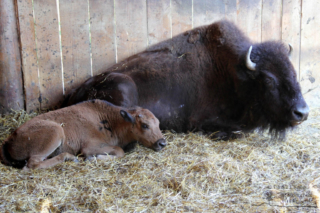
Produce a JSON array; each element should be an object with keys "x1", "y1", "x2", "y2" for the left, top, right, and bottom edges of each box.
[{"x1": 0, "y1": 100, "x2": 166, "y2": 169}]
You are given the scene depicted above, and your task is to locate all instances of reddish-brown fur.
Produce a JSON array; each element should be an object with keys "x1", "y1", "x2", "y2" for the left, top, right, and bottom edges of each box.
[{"x1": 0, "y1": 100, "x2": 166, "y2": 169}]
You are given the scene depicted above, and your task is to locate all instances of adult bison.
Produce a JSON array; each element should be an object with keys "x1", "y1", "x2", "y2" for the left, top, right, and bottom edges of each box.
[{"x1": 64, "y1": 20, "x2": 309, "y2": 139}]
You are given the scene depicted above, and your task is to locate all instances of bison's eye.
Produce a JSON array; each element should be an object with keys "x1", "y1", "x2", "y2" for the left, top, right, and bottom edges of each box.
[
  {"x1": 141, "y1": 123, "x2": 149, "y2": 129},
  {"x1": 265, "y1": 77, "x2": 276, "y2": 90}
]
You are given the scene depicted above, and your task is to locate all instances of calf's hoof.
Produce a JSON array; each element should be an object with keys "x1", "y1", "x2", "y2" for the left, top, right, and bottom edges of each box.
[
  {"x1": 85, "y1": 156, "x2": 95, "y2": 161},
  {"x1": 72, "y1": 158, "x2": 80, "y2": 163},
  {"x1": 22, "y1": 166, "x2": 30, "y2": 171}
]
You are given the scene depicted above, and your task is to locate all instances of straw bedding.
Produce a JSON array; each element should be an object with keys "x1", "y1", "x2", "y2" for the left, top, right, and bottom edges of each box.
[{"x1": 0, "y1": 109, "x2": 319, "y2": 212}]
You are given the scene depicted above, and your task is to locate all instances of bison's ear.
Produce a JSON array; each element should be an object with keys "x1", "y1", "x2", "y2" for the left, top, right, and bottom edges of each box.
[{"x1": 120, "y1": 110, "x2": 135, "y2": 124}]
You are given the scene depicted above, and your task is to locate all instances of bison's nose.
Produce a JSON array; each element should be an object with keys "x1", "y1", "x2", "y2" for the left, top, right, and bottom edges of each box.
[
  {"x1": 291, "y1": 105, "x2": 309, "y2": 125},
  {"x1": 153, "y1": 138, "x2": 167, "y2": 151}
]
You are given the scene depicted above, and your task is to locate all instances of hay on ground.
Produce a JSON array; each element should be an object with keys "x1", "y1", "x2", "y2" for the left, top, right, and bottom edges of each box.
[{"x1": 0, "y1": 108, "x2": 319, "y2": 212}]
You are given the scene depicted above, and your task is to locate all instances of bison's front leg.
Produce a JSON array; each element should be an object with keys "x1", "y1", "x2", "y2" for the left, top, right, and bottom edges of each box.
[
  {"x1": 82, "y1": 144, "x2": 125, "y2": 161},
  {"x1": 200, "y1": 124, "x2": 246, "y2": 140},
  {"x1": 209, "y1": 130, "x2": 246, "y2": 140}
]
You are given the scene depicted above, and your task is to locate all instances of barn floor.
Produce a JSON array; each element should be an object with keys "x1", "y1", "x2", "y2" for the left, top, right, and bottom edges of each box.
[{"x1": 0, "y1": 109, "x2": 319, "y2": 212}]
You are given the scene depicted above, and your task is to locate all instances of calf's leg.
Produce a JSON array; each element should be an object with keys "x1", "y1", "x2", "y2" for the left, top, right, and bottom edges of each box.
[
  {"x1": 24, "y1": 152, "x2": 77, "y2": 170},
  {"x1": 23, "y1": 123, "x2": 77, "y2": 169},
  {"x1": 82, "y1": 145, "x2": 125, "y2": 161}
]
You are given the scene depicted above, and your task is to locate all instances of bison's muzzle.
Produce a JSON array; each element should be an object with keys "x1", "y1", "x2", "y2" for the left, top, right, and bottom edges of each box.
[
  {"x1": 291, "y1": 104, "x2": 309, "y2": 126},
  {"x1": 153, "y1": 138, "x2": 167, "y2": 151}
]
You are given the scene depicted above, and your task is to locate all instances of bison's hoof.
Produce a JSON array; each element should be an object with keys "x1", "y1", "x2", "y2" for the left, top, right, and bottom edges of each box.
[{"x1": 210, "y1": 131, "x2": 245, "y2": 141}]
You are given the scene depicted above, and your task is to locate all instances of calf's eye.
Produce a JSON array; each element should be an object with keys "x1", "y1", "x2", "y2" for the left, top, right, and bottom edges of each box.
[{"x1": 141, "y1": 123, "x2": 149, "y2": 129}]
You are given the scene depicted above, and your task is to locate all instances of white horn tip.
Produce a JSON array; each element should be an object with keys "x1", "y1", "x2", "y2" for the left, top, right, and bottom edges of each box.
[
  {"x1": 246, "y1": 45, "x2": 256, "y2": 71},
  {"x1": 288, "y1": 43, "x2": 293, "y2": 58}
]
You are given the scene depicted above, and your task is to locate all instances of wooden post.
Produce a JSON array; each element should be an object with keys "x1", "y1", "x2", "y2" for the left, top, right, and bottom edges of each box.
[
  {"x1": 17, "y1": 0, "x2": 41, "y2": 113},
  {"x1": 0, "y1": 0, "x2": 25, "y2": 114}
]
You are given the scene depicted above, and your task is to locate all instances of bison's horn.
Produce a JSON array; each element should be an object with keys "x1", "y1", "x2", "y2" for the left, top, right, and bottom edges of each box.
[
  {"x1": 288, "y1": 43, "x2": 293, "y2": 58},
  {"x1": 246, "y1": 46, "x2": 256, "y2": 71}
]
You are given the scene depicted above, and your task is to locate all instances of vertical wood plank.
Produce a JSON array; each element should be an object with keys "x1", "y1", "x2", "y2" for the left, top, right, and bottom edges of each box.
[
  {"x1": 0, "y1": 0, "x2": 24, "y2": 113},
  {"x1": 115, "y1": 0, "x2": 148, "y2": 62},
  {"x1": 171, "y1": 0, "x2": 192, "y2": 37},
  {"x1": 300, "y1": 0, "x2": 320, "y2": 108},
  {"x1": 147, "y1": 0, "x2": 171, "y2": 46},
  {"x1": 90, "y1": 0, "x2": 116, "y2": 75},
  {"x1": 33, "y1": 0, "x2": 63, "y2": 109},
  {"x1": 282, "y1": 0, "x2": 302, "y2": 78},
  {"x1": 193, "y1": 0, "x2": 225, "y2": 28},
  {"x1": 60, "y1": 0, "x2": 91, "y2": 95},
  {"x1": 17, "y1": 0, "x2": 41, "y2": 112},
  {"x1": 224, "y1": 0, "x2": 237, "y2": 23},
  {"x1": 236, "y1": 0, "x2": 262, "y2": 43},
  {"x1": 261, "y1": 0, "x2": 282, "y2": 41}
]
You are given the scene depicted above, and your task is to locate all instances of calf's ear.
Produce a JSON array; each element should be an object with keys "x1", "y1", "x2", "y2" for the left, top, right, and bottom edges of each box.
[{"x1": 120, "y1": 110, "x2": 135, "y2": 123}]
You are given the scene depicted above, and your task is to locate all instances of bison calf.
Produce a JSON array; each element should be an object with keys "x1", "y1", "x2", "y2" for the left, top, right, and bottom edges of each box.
[{"x1": 0, "y1": 100, "x2": 166, "y2": 169}]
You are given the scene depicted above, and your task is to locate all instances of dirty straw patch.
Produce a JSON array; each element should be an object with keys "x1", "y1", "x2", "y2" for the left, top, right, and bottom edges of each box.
[{"x1": 0, "y1": 109, "x2": 320, "y2": 212}]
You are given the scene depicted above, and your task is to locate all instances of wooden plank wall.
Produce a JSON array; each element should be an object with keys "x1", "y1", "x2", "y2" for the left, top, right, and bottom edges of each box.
[
  {"x1": 15, "y1": 0, "x2": 320, "y2": 112},
  {"x1": 59, "y1": 0, "x2": 91, "y2": 95},
  {"x1": 17, "y1": 0, "x2": 40, "y2": 111},
  {"x1": 300, "y1": 0, "x2": 320, "y2": 107},
  {"x1": 0, "y1": 0, "x2": 24, "y2": 114}
]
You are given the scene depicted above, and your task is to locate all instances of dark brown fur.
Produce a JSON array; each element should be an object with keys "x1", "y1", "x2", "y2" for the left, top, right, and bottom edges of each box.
[
  {"x1": 0, "y1": 100, "x2": 166, "y2": 169},
  {"x1": 64, "y1": 20, "x2": 309, "y2": 139}
]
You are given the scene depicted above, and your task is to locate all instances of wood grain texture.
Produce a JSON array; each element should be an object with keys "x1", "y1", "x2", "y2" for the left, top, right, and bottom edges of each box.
[
  {"x1": 281, "y1": 0, "x2": 302, "y2": 79},
  {"x1": 147, "y1": 0, "x2": 171, "y2": 46},
  {"x1": 0, "y1": 0, "x2": 24, "y2": 113},
  {"x1": 11, "y1": 0, "x2": 320, "y2": 110},
  {"x1": 115, "y1": 0, "x2": 148, "y2": 62},
  {"x1": 33, "y1": 0, "x2": 63, "y2": 109},
  {"x1": 171, "y1": 0, "x2": 192, "y2": 37},
  {"x1": 17, "y1": 0, "x2": 41, "y2": 112},
  {"x1": 224, "y1": 0, "x2": 237, "y2": 23},
  {"x1": 90, "y1": 0, "x2": 116, "y2": 75},
  {"x1": 299, "y1": 0, "x2": 320, "y2": 108},
  {"x1": 261, "y1": 0, "x2": 282, "y2": 41},
  {"x1": 60, "y1": 0, "x2": 91, "y2": 95},
  {"x1": 193, "y1": 0, "x2": 225, "y2": 28},
  {"x1": 236, "y1": 0, "x2": 262, "y2": 43}
]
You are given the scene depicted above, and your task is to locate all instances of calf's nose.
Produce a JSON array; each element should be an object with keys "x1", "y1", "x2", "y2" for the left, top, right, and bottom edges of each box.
[
  {"x1": 153, "y1": 138, "x2": 167, "y2": 151},
  {"x1": 292, "y1": 105, "x2": 309, "y2": 122}
]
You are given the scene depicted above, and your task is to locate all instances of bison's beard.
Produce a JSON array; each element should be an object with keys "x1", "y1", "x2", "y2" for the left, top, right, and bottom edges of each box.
[
  {"x1": 267, "y1": 122, "x2": 296, "y2": 140},
  {"x1": 257, "y1": 124, "x2": 290, "y2": 141},
  {"x1": 241, "y1": 106, "x2": 295, "y2": 141}
]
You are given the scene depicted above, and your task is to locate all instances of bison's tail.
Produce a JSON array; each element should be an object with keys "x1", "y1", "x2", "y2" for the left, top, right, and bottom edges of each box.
[{"x1": 0, "y1": 139, "x2": 26, "y2": 169}]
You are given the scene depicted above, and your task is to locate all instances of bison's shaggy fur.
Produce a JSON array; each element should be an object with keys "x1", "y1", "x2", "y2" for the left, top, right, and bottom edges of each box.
[{"x1": 64, "y1": 20, "x2": 308, "y2": 139}]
